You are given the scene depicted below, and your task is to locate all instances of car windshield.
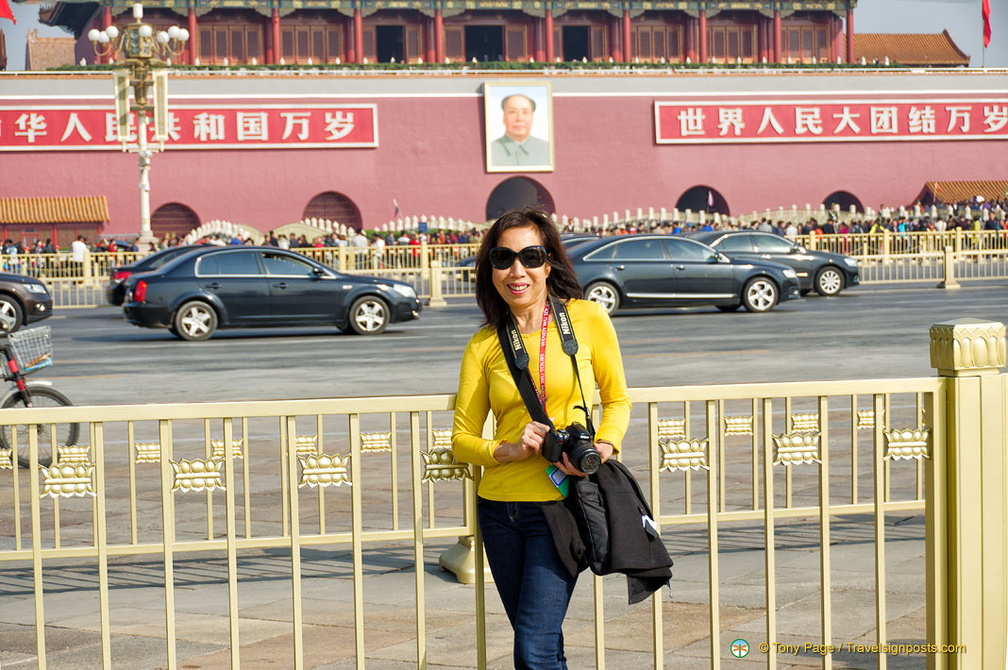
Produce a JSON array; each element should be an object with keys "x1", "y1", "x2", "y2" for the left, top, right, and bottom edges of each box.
[
  {"x1": 589, "y1": 238, "x2": 667, "y2": 261},
  {"x1": 665, "y1": 238, "x2": 712, "y2": 261},
  {"x1": 712, "y1": 235, "x2": 755, "y2": 253},
  {"x1": 196, "y1": 250, "x2": 262, "y2": 276},
  {"x1": 751, "y1": 235, "x2": 795, "y2": 253}
]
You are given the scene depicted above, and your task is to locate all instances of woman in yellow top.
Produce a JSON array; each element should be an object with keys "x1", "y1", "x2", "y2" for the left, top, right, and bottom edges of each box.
[{"x1": 452, "y1": 208, "x2": 631, "y2": 669}]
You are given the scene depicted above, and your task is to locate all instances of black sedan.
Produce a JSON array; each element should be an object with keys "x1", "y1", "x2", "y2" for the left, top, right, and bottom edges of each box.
[
  {"x1": 122, "y1": 246, "x2": 421, "y2": 340},
  {"x1": 0, "y1": 273, "x2": 53, "y2": 333},
  {"x1": 106, "y1": 244, "x2": 211, "y2": 306},
  {"x1": 688, "y1": 230, "x2": 859, "y2": 296},
  {"x1": 568, "y1": 235, "x2": 800, "y2": 314}
]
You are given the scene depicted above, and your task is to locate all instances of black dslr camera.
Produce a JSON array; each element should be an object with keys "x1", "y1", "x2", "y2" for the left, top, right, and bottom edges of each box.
[{"x1": 542, "y1": 422, "x2": 601, "y2": 475}]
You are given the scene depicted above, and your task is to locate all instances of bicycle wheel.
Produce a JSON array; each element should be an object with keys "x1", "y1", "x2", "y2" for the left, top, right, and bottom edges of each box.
[{"x1": 1, "y1": 385, "x2": 79, "y2": 469}]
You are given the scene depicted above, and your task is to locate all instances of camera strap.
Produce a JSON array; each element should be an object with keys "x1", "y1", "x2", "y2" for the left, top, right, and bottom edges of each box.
[{"x1": 496, "y1": 297, "x2": 595, "y2": 435}]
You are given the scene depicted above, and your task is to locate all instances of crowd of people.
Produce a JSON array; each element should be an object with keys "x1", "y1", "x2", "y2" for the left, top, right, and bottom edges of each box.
[
  {"x1": 6, "y1": 198, "x2": 1005, "y2": 262},
  {"x1": 563, "y1": 210, "x2": 1008, "y2": 239}
]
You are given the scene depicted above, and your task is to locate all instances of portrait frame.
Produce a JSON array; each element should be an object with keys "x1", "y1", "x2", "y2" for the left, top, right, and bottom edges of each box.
[{"x1": 484, "y1": 82, "x2": 554, "y2": 173}]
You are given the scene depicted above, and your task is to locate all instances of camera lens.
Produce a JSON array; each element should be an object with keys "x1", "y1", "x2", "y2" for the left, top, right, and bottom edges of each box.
[
  {"x1": 576, "y1": 447, "x2": 596, "y2": 473},
  {"x1": 573, "y1": 445, "x2": 601, "y2": 475}
]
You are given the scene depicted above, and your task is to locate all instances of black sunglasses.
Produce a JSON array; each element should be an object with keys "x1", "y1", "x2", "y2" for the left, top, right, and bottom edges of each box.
[{"x1": 488, "y1": 245, "x2": 549, "y2": 270}]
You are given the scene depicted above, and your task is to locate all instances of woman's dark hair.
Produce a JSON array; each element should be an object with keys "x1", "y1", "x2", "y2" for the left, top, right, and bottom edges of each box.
[{"x1": 474, "y1": 207, "x2": 582, "y2": 329}]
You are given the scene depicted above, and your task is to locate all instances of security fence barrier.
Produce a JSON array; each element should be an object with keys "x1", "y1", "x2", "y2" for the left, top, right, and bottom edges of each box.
[
  {"x1": 11, "y1": 230, "x2": 1008, "y2": 309},
  {"x1": 0, "y1": 319, "x2": 1005, "y2": 668}
]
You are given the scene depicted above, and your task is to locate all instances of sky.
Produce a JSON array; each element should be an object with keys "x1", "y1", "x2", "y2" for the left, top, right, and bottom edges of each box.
[{"x1": 2, "y1": 0, "x2": 1006, "y2": 70}]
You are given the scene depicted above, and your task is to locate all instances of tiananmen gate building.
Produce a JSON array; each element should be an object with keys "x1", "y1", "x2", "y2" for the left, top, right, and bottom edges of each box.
[{"x1": 0, "y1": 0, "x2": 1004, "y2": 242}]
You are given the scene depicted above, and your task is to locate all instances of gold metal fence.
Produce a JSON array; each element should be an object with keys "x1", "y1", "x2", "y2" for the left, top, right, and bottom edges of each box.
[
  {"x1": 8, "y1": 232, "x2": 1008, "y2": 309},
  {"x1": 1, "y1": 319, "x2": 1005, "y2": 668}
]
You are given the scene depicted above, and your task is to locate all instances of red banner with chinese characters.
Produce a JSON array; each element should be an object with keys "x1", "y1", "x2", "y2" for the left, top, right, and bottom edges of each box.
[
  {"x1": 0, "y1": 104, "x2": 379, "y2": 151},
  {"x1": 655, "y1": 98, "x2": 1008, "y2": 144}
]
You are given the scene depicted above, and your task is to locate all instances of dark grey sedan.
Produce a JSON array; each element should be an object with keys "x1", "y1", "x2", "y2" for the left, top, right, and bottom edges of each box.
[
  {"x1": 0, "y1": 273, "x2": 53, "y2": 333},
  {"x1": 122, "y1": 246, "x2": 421, "y2": 340},
  {"x1": 688, "y1": 230, "x2": 860, "y2": 296},
  {"x1": 568, "y1": 235, "x2": 801, "y2": 315},
  {"x1": 106, "y1": 244, "x2": 211, "y2": 306}
]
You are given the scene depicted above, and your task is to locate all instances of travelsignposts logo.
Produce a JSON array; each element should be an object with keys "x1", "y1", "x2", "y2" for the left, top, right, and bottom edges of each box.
[{"x1": 730, "y1": 638, "x2": 750, "y2": 658}]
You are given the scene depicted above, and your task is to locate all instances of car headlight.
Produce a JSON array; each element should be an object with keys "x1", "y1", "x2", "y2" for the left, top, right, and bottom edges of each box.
[
  {"x1": 843, "y1": 258, "x2": 859, "y2": 267},
  {"x1": 782, "y1": 269, "x2": 798, "y2": 279},
  {"x1": 25, "y1": 283, "x2": 49, "y2": 294},
  {"x1": 391, "y1": 284, "x2": 417, "y2": 299}
]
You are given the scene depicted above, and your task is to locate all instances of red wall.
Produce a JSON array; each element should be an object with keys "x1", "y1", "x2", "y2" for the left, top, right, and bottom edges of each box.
[{"x1": 1, "y1": 72, "x2": 1005, "y2": 235}]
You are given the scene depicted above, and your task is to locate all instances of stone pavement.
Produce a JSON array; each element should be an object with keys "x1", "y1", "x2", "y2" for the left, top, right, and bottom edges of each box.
[{"x1": 0, "y1": 515, "x2": 927, "y2": 669}]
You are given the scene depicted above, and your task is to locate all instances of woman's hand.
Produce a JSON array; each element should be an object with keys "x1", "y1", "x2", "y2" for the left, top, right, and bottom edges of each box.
[
  {"x1": 555, "y1": 440, "x2": 615, "y2": 477},
  {"x1": 494, "y1": 421, "x2": 551, "y2": 463}
]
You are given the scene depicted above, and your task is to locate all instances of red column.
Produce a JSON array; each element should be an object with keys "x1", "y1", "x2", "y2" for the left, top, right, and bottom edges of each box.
[
  {"x1": 264, "y1": 14, "x2": 274, "y2": 63},
  {"x1": 353, "y1": 8, "x2": 364, "y2": 63},
  {"x1": 773, "y1": 9, "x2": 781, "y2": 63},
  {"x1": 621, "y1": 10, "x2": 631, "y2": 62},
  {"x1": 272, "y1": 9, "x2": 281, "y2": 64},
  {"x1": 344, "y1": 18, "x2": 354, "y2": 63},
  {"x1": 101, "y1": 6, "x2": 113, "y2": 64},
  {"x1": 423, "y1": 16, "x2": 433, "y2": 63},
  {"x1": 830, "y1": 16, "x2": 841, "y2": 63},
  {"x1": 434, "y1": 9, "x2": 444, "y2": 62},
  {"x1": 534, "y1": 19, "x2": 544, "y2": 62},
  {"x1": 609, "y1": 17, "x2": 620, "y2": 61},
  {"x1": 698, "y1": 9, "x2": 707, "y2": 63},
  {"x1": 685, "y1": 17, "x2": 697, "y2": 63},
  {"x1": 545, "y1": 9, "x2": 554, "y2": 62},
  {"x1": 187, "y1": 9, "x2": 197, "y2": 65},
  {"x1": 757, "y1": 16, "x2": 769, "y2": 63},
  {"x1": 845, "y1": 8, "x2": 854, "y2": 63}
]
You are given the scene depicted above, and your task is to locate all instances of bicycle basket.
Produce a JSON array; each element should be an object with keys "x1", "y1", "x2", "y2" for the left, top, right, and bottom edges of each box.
[{"x1": 8, "y1": 326, "x2": 53, "y2": 374}]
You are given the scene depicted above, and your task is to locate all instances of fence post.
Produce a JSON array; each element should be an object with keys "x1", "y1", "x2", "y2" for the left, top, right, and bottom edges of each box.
[
  {"x1": 937, "y1": 246, "x2": 960, "y2": 290},
  {"x1": 929, "y1": 318, "x2": 1008, "y2": 668},
  {"x1": 83, "y1": 247, "x2": 94, "y2": 284},
  {"x1": 428, "y1": 259, "x2": 447, "y2": 307}
]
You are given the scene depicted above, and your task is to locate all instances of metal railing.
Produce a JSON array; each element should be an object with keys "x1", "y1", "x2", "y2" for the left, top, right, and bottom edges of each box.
[
  {"x1": 1, "y1": 319, "x2": 1004, "y2": 668},
  {"x1": 11, "y1": 231, "x2": 1008, "y2": 309}
]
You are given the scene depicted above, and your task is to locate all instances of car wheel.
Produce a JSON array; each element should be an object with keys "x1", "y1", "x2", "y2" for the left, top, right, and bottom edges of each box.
[
  {"x1": 349, "y1": 296, "x2": 389, "y2": 335},
  {"x1": 814, "y1": 267, "x2": 844, "y2": 296},
  {"x1": 0, "y1": 296, "x2": 24, "y2": 334},
  {"x1": 173, "y1": 301, "x2": 218, "y2": 341},
  {"x1": 716, "y1": 304, "x2": 741, "y2": 312},
  {"x1": 585, "y1": 282, "x2": 620, "y2": 316},
  {"x1": 741, "y1": 277, "x2": 779, "y2": 312},
  {"x1": 1, "y1": 385, "x2": 78, "y2": 468}
]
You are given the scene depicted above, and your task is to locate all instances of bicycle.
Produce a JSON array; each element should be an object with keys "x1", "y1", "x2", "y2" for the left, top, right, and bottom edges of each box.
[{"x1": 0, "y1": 326, "x2": 79, "y2": 468}]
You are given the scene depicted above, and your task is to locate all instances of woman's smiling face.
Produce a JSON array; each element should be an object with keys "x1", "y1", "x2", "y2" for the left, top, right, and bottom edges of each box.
[{"x1": 492, "y1": 225, "x2": 552, "y2": 317}]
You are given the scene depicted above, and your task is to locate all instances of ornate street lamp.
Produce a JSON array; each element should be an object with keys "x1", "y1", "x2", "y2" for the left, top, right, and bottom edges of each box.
[{"x1": 89, "y1": 4, "x2": 189, "y2": 252}]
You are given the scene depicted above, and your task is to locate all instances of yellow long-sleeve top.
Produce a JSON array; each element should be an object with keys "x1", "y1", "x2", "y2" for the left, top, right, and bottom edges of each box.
[{"x1": 451, "y1": 298, "x2": 632, "y2": 502}]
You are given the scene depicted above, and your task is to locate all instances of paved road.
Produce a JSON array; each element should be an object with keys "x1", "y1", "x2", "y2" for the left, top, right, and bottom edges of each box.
[
  {"x1": 38, "y1": 281, "x2": 1008, "y2": 406},
  {"x1": 5, "y1": 282, "x2": 989, "y2": 669}
]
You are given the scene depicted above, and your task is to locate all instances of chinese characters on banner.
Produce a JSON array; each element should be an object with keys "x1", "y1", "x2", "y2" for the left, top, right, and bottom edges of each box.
[
  {"x1": 0, "y1": 104, "x2": 379, "y2": 150},
  {"x1": 655, "y1": 99, "x2": 1008, "y2": 144}
]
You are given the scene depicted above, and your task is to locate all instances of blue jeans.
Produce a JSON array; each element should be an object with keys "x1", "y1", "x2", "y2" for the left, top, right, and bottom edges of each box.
[{"x1": 477, "y1": 498, "x2": 578, "y2": 670}]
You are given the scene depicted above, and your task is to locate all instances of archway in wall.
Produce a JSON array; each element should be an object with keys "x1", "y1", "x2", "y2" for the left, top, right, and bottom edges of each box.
[
  {"x1": 676, "y1": 186, "x2": 728, "y2": 215},
  {"x1": 303, "y1": 192, "x2": 363, "y2": 230},
  {"x1": 152, "y1": 203, "x2": 200, "y2": 242},
  {"x1": 823, "y1": 190, "x2": 864, "y2": 214},
  {"x1": 485, "y1": 178, "x2": 556, "y2": 222}
]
